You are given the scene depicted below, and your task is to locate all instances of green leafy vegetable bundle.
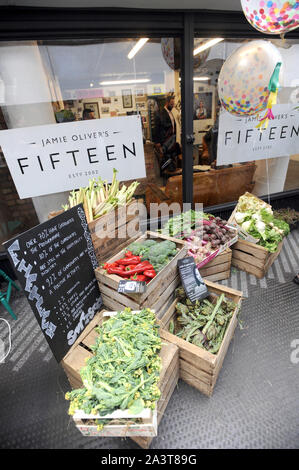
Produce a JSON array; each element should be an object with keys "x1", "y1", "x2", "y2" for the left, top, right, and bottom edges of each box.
[
  {"x1": 234, "y1": 194, "x2": 290, "y2": 253},
  {"x1": 160, "y1": 210, "x2": 210, "y2": 238},
  {"x1": 170, "y1": 287, "x2": 237, "y2": 355},
  {"x1": 125, "y1": 239, "x2": 178, "y2": 273},
  {"x1": 65, "y1": 308, "x2": 162, "y2": 418}
]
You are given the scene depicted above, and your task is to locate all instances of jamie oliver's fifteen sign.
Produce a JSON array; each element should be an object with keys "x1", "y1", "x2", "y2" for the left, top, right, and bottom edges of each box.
[
  {"x1": 217, "y1": 104, "x2": 299, "y2": 165},
  {"x1": 0, "y1": 115, "x2": 145, "y2": 199}
]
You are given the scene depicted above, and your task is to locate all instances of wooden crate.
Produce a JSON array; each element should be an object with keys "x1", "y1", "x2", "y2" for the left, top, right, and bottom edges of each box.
[
  {"x1": 48, "y1": 200, "x2": 139, "y2": 265},
  {"x1": 199, "y1": 248, "x2": 232, "y2": 282},
  {"x1": 230, "y1": 239, "x2": 283, "y2": 279},
  {"x1": 131, "y1": 355, "x2": 179, "y2": 449},
  {"x1": 94, "y1": 231, "x2": 188, "y2": 318},
  {"x1": 61, "y1": 309, "x2": 179, "y2": 439},
  {"x1": 159, "y1": 280, "x2": 243, "y2": 397},
  {"x1": 228, "y1": 195, "x2": 284, "y2": 278}
]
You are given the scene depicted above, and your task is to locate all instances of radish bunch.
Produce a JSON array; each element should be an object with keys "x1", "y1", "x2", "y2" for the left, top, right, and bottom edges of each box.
[{"x1": 187, "y1": 216, "x2": 237, "y2": 263}]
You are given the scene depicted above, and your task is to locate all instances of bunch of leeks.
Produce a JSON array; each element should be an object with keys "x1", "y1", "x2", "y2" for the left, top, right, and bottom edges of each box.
[{"x1": 62, "y1": 168, "x2": 139, "y2": 223}]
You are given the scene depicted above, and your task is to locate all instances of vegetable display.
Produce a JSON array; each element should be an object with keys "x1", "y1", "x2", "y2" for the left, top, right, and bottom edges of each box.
[
  {"x1": 103, "y1": 252, "x2": 157, "y2": 283},
  {"x1": 234, "y1": 194, "x2": 290, "y2": 253},
  {"x1": 160, "y1": 210, "x2": 210, "y2": 238},
  {"x1": 124, "y1": 239, "x2": 178, "y2": 273},
  {"x1": 61, "y1": 168, "x2": 139, "y2": 223},
  {"x1": 65, "y1": 308, "x2": 162, "y2": 424},
  {"x1": 186, "y1": 217, "x2": 237, "y2": 265},
  {"x1": 160, "y1": 210, "x2": 237, "y2": 266},
  {"x1": 169, "y1": 287, "x2": 237, "y2": 355}
]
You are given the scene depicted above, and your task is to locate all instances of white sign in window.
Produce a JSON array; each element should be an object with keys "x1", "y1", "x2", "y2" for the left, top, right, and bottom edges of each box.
[
  {"x1": 0, "y1": 115, "x2": 145, "y2": 199},
  {"x1": 217, "y1": 104, "x2": 299, "y2": 165}
]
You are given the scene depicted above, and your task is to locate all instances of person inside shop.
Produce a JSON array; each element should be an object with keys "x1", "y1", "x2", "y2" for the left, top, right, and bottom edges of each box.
[
  {"x1": 82, "y1": 108, "x2": 95, "y2": 120},
  {"x1": 152, "y1": 94, "x2": 181, "y2": 177},
  {"x1": 195, "y1": 100, "x2": 207, "y2": 120}
]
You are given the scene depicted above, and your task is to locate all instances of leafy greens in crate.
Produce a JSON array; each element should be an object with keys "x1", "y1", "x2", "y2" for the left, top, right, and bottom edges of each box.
[{"x1": 65, "y1": 308, "x2": 162, "y2": 422}]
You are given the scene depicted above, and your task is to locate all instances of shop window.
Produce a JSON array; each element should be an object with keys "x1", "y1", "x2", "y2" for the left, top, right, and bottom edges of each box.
[
  {"x1": 193, "y1": 37, "x2": 299, "y2": 208},
  {"x1": 0, "y1": 38, "x2": 182, "y2": 224}
]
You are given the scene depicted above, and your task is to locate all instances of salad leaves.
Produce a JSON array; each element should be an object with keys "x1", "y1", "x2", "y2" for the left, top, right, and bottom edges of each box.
[{"x1": 234, "y1": 194, "x2": 290, "y2": 253}]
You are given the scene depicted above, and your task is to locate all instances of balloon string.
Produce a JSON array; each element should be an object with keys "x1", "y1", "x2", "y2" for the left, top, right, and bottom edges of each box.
[{"x1": 266, "y1": 158, "x2": 270, "y2": 206}]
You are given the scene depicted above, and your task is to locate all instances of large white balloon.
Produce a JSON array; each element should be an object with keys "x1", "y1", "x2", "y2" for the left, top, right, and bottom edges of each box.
[
  {"x1": 218, "y1": 40, "x2": 283, "y2": 116},
  {"x1": 241, "y1": 0, "x2": 299, "y2": 35}
]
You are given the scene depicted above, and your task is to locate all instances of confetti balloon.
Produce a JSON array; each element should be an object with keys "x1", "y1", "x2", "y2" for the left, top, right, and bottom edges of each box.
[
  {"x1": 218, "y1": 40, "x2": 283, "y2": 117},
  {"x1": 161, "y1": 38, "x2": 209, "y2": 71},
  {"x1": 241, "y1": 0, "x2": 299, "y2": 35}
]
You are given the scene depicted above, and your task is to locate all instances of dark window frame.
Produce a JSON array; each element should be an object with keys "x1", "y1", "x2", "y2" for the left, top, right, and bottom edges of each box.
[{"x1": 0, "y1": 6, "x2": 298, "y2": 210}]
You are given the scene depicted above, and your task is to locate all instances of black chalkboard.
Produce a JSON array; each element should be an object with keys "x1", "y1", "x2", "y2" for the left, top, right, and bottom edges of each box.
[{"x1": 3, "y1": 204, "x2": 103, "y2": 363}]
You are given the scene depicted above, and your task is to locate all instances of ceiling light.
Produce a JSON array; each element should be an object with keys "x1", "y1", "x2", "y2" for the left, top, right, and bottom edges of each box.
[
  {"x1": 179, "y1": 77, "x2": 210, "y2": 81},
  {"x1": 99, "y1": 78, "x2": 150, "y2": 86},
  {"x1": 194, "y1": 76, "x2": 210, "y2": 81},
  {"x1": 193, "y1": 38, "x2": 224, "y2": 56},
  {"x1": 90, "y1": 82, "x2": 94, "y2": 87},
  {"x1": 128, "y1": 38, "x2": 149, "y2": 59}
]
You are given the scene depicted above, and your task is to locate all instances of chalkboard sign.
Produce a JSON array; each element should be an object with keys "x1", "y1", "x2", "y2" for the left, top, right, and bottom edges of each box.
[
  {"x1": 3, "y1": 204, "x2": 103, "y2": 363},
  {"x1": 177, "y1": 257, "x2": 209, "y2": 303}
]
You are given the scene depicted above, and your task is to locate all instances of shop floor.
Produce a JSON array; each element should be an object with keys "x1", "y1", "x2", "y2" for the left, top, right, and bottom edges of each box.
[{"x1": 0, "y1": 229, "x2": 298, "y2": 449}]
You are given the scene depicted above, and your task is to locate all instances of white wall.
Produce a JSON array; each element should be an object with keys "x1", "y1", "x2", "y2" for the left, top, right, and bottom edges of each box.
[{"x1": 0, "y1": 41, "x2": 69, "y2": 223}]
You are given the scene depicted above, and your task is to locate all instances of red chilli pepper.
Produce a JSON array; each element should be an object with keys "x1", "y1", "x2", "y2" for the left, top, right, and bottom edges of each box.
[
  {"x1": 106, "y1": 267, "x2": 129, "y2": 277},
  {"x1": 103, "y1": 262, "x2": 120, "y2": 270},
  {"x1": 123, "y1": 261, "x2": 153, "y2": 276},
  {"x1": 116, "y1": 256, "x2": 141, "y2": 266},
  {"x1": 125, "y1": 251, "x2": 133, "y2": 258},
  {"x1": 143, "y1": 269, "x2": 156, "y2": 279},
  {"x1": 130, "y1": 274, "x2": 147, "y2": 282}
]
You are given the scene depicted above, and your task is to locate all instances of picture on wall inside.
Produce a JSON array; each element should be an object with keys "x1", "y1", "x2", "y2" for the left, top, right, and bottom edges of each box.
[
  {"x1": 136, "y1": 102, "x2": 146, "y2": 110},
  {"x1": 122, "y1": 89, "x2": 133, "y2": 108},
  {"x1": 102, "y1": 97, "x2": 111, "y2": 104},
  {"x1": 135, "y1": 88, "x2": 145, "y2": 97},
  {"x1": 83, "y1": 102, "x2": 100, "y2": 119},
  {"x1": 193, "y1": 92, "x2": 213, "y2": 120},
  {"x1": 101, "y1": 107, "x2": 110, "y2": 114}
]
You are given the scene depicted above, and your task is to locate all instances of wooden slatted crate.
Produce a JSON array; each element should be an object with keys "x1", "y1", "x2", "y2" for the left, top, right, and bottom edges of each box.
[
  {"x1": 159, "y1": 280, "x2": 243, "y2": 397},
  {"x1": 95, "y1": 231, "x2": 188, "y2": 318},
  {"x1": 61, "y1": 309, "x2": 179, "y2": 439},
  {"x1": 228, "y1": 195, "x2": 284, "y2": 278},
  {"x1": 199, "y1": 248, "x2": 232, "y2": 282},
  {"x1": 230, "y1": 239, "x2": 283, "y2": 279},
  {"x1": 48, "y1": 200, "x2": 140, "y2": 265}
]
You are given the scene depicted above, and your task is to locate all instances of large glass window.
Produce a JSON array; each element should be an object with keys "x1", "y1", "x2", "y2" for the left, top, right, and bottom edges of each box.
[
  {"x1": 191, "y1": 37, "x2": 299, "y2": 208},
  {"x1": 0, "y1": 38, "x2": 182, "y2": 235}
]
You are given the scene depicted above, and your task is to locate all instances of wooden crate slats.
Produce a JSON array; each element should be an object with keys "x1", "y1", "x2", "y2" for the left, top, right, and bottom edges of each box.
[
  {"x1": 130, "y1": 369, "x2": 179, "y2": 449},
  {"x1": 179, "y1": 359, "x2": 214, "y2": 386},
  {"x1": 200, "y1": 261, "x2": 232, "y2": 276},
  {"x1": 232, "y1": 249, "x2": 266, "y2": 269},
  {"x1": 233, "y1": 240, "x2": 269, "y2": 261},
  {"x1": 202, "y1": 271, "x2": 231, "y2": 282},
  {"x1": 179, "y1": 369, "x2": 214, "y2": 397},
  {"x1": 159, "y1": 282, "x2": 242, "y2": 396}
]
